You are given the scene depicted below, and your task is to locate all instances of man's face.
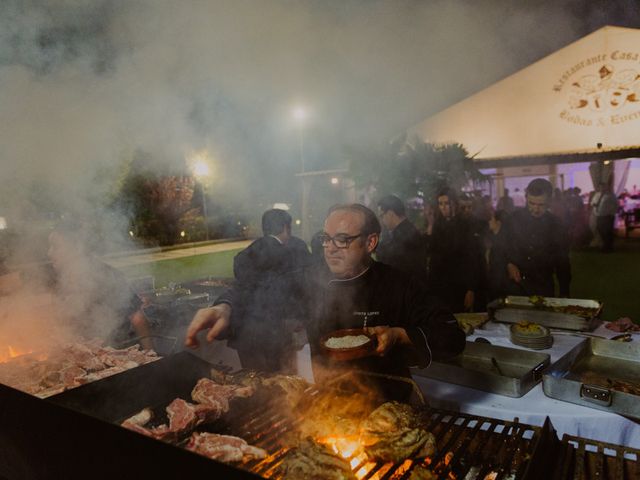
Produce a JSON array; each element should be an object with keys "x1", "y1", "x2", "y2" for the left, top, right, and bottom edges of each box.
[
  {"x1": 377, "y1": 207, "x2": 393, "y2": 230},
  {"x1": 526, "y1": 193, "x2": 550, "y2": 218},
  {"x1": 437, "y1": 195, "x2": 453, "y2": 219},
  {"x1": 323, "y1": 210, "x2": 377, "y2": 279},
  {"x1": 458, "y1": 200, "x2": 473, "y2": 218}
]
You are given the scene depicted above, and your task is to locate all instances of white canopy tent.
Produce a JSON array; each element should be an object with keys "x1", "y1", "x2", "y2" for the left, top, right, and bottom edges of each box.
[{"x1": 410, "y1": 25, "x2": 640, "y2": 191}]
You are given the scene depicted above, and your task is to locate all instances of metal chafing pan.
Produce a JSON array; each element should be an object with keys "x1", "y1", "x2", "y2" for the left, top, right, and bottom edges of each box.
[
  {"x1": 488, "y1": 296, "x2": 603, "y2": 331},
  {"x1": 412, "y1": 341, "x2": 550, "y2": 397},
  {"x1": 543, "y1": 337, "x2": 640, "y2": 419}
]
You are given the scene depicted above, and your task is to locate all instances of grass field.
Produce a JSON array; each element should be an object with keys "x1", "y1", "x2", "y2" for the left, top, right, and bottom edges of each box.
[{"x1": 119, "y1": 239, "x2": 640, "y2": 323}]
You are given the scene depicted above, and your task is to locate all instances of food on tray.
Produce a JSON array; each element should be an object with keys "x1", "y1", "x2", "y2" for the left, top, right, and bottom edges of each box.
[
  {"x1": 580, "y1": 372, "x2": 640, "y2": 396},
  {"x1": 528, "y1": 295, "x2": 546, "y2": 307},
  {"x1": 324, "y1": 335, "x2": 371, "y2": 349},
  {"x1": 513, "y1": 321, "x2": 545, "y2": 334},
  {"x1": 0, "y1": 339, "x2": 159, "y2": 398},
  {"x1": 523, "y1": 296, "x2": 599, "y2": 318},
  {"x1": 360, "y1": 401, "x2": 436, "y2": 463},
  {"x1": 277, "y1": 438, "x2": 356, "y2": 480},
  {"x1": 454, "y1": 313, "x2": 489, "y2": 335},
  {"x1": 186, "y1": 432, "x2": 267, "y2": 463},
  {"x1": 605, "y1": 317, "x2": 640, "y2": 333}
]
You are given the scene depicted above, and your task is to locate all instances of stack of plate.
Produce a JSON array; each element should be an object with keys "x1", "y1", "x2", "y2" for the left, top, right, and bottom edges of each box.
[{"x1": 510, "y1": 323, "x2": 554, "y2": 350}]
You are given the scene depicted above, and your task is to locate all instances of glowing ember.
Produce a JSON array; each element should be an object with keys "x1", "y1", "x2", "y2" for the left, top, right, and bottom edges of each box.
[{"x1": 320, "y1": 436, "x2": 362, "y2": 459}]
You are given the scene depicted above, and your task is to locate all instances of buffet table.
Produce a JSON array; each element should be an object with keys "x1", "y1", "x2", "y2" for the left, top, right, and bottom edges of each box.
[{"x1": 412, "y1": 321, "x2": 640, "y2": 449}]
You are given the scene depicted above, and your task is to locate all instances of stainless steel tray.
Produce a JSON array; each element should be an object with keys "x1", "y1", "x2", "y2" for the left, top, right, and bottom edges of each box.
[
  {"x1": 412, "y1": 341, "x2": 549, "y2": 397},
  {"x1": 542, "y1": 337, "x2": 640, "y2": 419},
  {"x1": 488, "y1": 296, "x2": 602, "y2": 331}
]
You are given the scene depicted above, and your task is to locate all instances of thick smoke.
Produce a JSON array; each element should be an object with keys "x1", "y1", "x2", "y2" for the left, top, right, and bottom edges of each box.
[{"x1": 0, "y1": 0, "x2": 636, "y2": 347}]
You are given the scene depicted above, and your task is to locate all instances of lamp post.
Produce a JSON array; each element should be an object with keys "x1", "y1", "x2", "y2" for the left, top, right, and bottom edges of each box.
[
  {"x1": 191, "y1": 158, "x2": 211, "y2": 241},
  {"x1": 292, "y1": 105, "x2": 307, "y2": 173}
]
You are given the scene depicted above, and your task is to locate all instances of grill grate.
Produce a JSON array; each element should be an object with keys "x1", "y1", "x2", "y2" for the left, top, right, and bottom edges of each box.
[
  {"x1": 208, "y1": 394, "x2": 544, "y2": 480},
  {"x1": 550, "y1": 434, "x2": 639, "y2": 480}
]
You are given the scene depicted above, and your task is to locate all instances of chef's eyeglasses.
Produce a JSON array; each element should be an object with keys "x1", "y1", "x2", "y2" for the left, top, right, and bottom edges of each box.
[{"x1": 318, "y1": 233, "x2": 366, "y2": 249}]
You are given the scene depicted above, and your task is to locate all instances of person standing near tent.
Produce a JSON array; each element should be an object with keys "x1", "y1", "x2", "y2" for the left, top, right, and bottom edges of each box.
[
  {"x1": 497, "y1": 178, "x2": 571, "y2": 298},
  {"x1": 376, "y1": 195, "x2": 427, "y2": 280},
  {"x1": 595, "y1": 182, "x2": 618, "y2": 253}
]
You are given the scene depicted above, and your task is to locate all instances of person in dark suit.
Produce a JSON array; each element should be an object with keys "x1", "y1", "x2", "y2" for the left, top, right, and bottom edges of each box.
[
  {"x1": 376, "y1": 195, "x2": 427, "y2": 280},
  {"x1": 497, "y1": 178, "x2": 571, "y2": 297},
  {"x1": 230, "y1": 208, "x2": 311, "y2": 372},
  {"x1": 187, "y1": 204, "x2": 465, "y2": 400}
]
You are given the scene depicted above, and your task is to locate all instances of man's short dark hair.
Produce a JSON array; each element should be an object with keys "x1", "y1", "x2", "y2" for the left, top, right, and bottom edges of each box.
[
  {"x1": 377, "y1": 195, "x2": 406, "y2": 216},
  {"x1": 261, "y1": 209, "x2": 292, "y2": 236},
  {"x1": 526, "y1": 178, "x2": 553, "y2": 197},
  {"x1": 436, "y1": 187, "x2": 458, "y2": 206},
  {"x1": 327, "y1": 204, "x2": 381, "y2": 236}
]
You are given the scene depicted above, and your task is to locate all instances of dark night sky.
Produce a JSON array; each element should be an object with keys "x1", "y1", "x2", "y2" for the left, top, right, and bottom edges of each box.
[{"x1": 0, "y1": 0, "x2": 639, "y2": 213}]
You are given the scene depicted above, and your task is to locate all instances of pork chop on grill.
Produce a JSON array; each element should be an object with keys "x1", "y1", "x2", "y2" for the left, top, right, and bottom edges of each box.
[
  {"x1": 186, "y1": 432, "x2": 267, "y2": 463},
  {"x1": 277, "y1": 438, "x2": 356, "y2": 480},
  {"x1": 360, "y1": 401, "x2": 436, "y2": 463}
]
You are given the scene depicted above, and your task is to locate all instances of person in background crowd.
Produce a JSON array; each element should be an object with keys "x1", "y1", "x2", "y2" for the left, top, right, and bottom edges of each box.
[
  {"x1": 187, "y1": 204, "x2": 465, "y2": 401},
  {"x1": 495, "y1": 178, "x2": 571, "y2": 298},
  {"x1": 589, "y1": 185, "x2": 604, "y2": 248},
  {"x1": 230, "y1": 208, "x2": 311, "y2": 372},
  {"x1": 458, "y1": 193, "x2": 489, "y2": 311},
  {"x1": 376, "y1": 194, "x2": 427, "y2": 280},
  {"x1": 496, "y1": 188, "x2": 515, "y2": 214},
  {"x1": 595, "y1": 182, "x2": 618, "y2": 253},
  {"x1": 427, "y1": 189, "x2": 478, "y2": 312}
]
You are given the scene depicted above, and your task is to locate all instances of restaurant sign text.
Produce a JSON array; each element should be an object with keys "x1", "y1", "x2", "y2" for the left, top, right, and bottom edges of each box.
[{"x1": 553, "y1": 50, "x2": 640, "y2": 127}]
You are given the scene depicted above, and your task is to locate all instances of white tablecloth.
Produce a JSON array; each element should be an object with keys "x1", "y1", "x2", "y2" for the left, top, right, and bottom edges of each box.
[{"x1": 412, "y1": 321, "x2": 640, "y2": 449}]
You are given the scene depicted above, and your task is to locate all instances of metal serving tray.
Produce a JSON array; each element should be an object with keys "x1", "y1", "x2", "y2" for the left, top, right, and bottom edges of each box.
[
  {"x1": 488, "y1": 296, "x2": 602, "y2": 331},
  {"x1": 412, "y1": 341, "x2": 550, "y2": 397},
  {"x1": 543, "y1": 337, "x2": 640, "y2": 419}
]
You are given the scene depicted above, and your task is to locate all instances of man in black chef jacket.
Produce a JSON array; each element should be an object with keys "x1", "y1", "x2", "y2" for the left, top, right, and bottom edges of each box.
[{"x1": 186, "y1": 204, "x2": 465, "y2": 400}]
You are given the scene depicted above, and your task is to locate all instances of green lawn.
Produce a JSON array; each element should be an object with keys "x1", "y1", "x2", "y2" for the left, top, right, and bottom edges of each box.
[
  {"x1": 119, "y1": 240, "x2": 640, "y2": 323},
  {"x1": 570, "y1": 240, "x2": 640, "y2": 322},
  {"x1": 118, "y1": 249, "x2": 240, "y2": 287}
]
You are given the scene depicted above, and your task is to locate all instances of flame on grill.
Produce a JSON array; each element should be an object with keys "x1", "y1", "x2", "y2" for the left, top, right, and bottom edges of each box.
[{"x1": 0, "y1": 344, "x2": 34, "y2": 363}]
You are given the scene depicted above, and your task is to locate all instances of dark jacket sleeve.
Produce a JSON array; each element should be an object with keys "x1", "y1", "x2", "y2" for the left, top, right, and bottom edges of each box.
[
  {"x1": 400, "y1": 277, "x2": 465, "y2": 367},
  {"x1": 553, "y1": 220, "x2": 572, "y2": 297}
]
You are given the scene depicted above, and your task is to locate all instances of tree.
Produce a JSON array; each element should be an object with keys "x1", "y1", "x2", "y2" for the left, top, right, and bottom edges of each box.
[{"x1": 346, "y1": 134, "x2": 489, "y2": 204}]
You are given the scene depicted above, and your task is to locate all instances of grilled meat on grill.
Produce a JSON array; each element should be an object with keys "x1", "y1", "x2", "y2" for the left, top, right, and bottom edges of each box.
[
  {"x1": 408, "y1": 465, "x2": 437, "y2": 480},
  {"x1": 0, "y1": 339, "x2": 159, "y2": 398},
  {"x1": 278, "y1": 439, "x2": 356, "y2": 480},
  {"x1": 186, "y1": 432, "x2": 267, "y2": 463},
  {"x1": 360, "y1": 401, "x2": 436, "y2": 463},
  {"x1": 191, "y1": 378, "x2": 254, "y2": 412},
  {"x1": 262, "y1": 374, "x2": 310, "y2": 408},
  {"x1": 122, "y1": 398, "x2": 224, "y2": 442}
]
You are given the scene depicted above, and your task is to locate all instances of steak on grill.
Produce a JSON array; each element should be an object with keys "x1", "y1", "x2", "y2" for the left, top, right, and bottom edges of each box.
[
  {"x1": 191, "y1": 378, "x2": 254, "y2": 412},
  {"x1": 360, "y1": 401, "x2": 436, "y2": 463},
  {"x1": 186, "y1": 432, "x2": 267, "y2": 463},
  {"x1": 277, "y1": 438, "x2": 356, "y2": 480}
]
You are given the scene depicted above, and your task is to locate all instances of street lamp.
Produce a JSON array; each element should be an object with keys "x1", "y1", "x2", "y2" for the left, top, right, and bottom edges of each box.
[
  {"x1": 188, "y1": 151, "x2": 212, "y2": 241},
  {"x1": 291, "y1": 105, "x2": 307, "y2": 173}
]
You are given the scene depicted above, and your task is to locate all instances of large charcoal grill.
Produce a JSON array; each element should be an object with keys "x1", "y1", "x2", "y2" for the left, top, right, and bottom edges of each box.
[{"x1": 0, "y1": 351, "x2": 636, "y2": 480}]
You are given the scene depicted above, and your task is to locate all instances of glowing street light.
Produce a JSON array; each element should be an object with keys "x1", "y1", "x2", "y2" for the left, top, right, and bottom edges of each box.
[
  {"x1": 188, "y1": 149, "x2": 213, "y2": 241},
  {"x1": 291, "y1": 105, "x2": 308, "y2": 173}
]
